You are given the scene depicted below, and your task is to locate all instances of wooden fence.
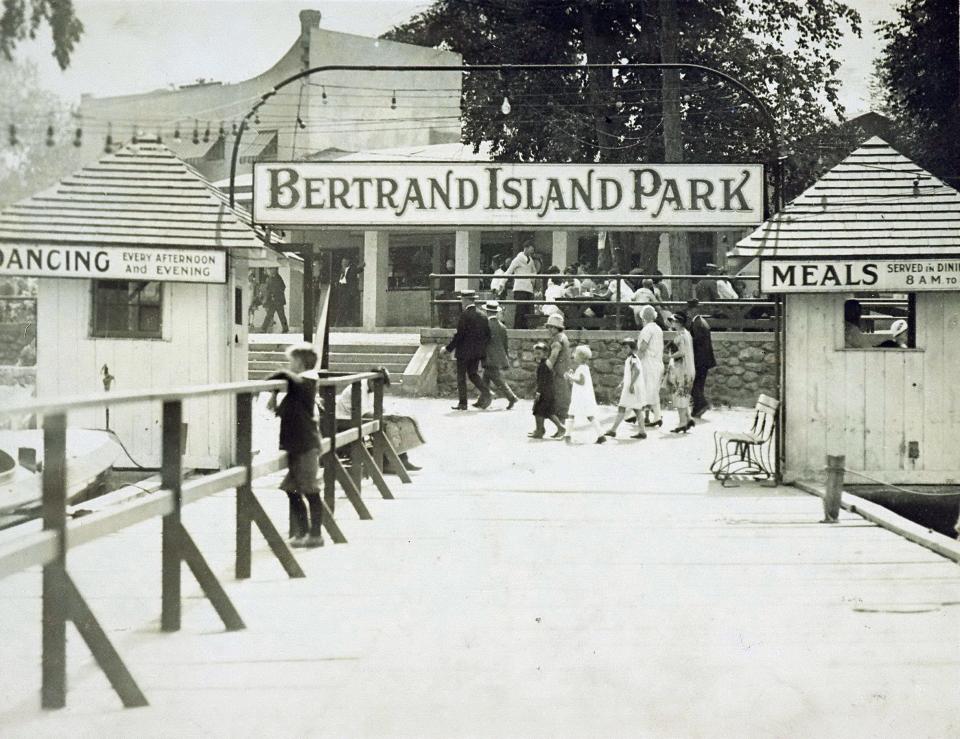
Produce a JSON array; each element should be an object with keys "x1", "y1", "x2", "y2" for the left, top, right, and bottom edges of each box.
[{"x1": 0, "y1": 371, "x2": 406, "y2": 709}]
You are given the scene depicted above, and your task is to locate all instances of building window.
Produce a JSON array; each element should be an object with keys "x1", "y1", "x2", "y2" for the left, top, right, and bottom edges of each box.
[
  {"x1": 843, "y1": 294, "x2": 914, "y2": 349},
  {"x1": 388, "y1": 245, "x2": 433, "y2": 289},
  {"x1": 91, "y1": 280, "x2": 163, "y2": 339}
]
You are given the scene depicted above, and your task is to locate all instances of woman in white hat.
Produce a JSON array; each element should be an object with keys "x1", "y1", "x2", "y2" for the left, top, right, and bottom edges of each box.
[
  {"x1": 545, "y1": 312, "x2": 572, "y2": 426},
  {"x1": 637, "y1": 304, "x2": 664, "y2": 428},
  {"x1": 890, "y1": 318, "x2": 908, "y2": 348}
]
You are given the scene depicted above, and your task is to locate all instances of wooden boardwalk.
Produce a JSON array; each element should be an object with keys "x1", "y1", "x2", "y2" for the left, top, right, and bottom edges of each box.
[{"x1": 1, "y1": 399, "x2": 958, "y2": 738}]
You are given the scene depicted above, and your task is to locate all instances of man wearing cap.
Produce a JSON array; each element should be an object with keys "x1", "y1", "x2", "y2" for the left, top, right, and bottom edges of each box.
[
  {"x1": 505, "y1": 241, "x2": 537, "y2": 329},
  {"x1": 482, "y1": 300, "x2": 519, "y2": 410},
  {"x1": 686, "y1": 299, "x2": 716, "y2": 418},
  {"x1": 441, "y1": 290, "x2": 492, "y2": 410}
]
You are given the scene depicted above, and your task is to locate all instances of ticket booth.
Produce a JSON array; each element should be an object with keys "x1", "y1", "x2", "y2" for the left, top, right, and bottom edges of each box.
[
  {"x1": 734, "y1": 137, "x2": 960, "y2": 485},
  {"x1": 0, "y1": 139, "x2": 277, "y2": 469}
]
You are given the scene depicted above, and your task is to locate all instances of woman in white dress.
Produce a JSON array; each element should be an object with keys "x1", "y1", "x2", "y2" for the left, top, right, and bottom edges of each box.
[{"x1": 637, "y1": 304, "x2": 664, "y2": 428}]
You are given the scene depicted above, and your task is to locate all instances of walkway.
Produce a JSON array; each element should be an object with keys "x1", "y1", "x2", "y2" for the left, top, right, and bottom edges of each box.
[{"x1": 1, "y1": 399, "x2": 958, "y2": 737}]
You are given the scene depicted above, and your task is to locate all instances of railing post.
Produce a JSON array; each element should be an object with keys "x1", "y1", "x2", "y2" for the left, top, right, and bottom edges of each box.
[
  {"x1": 235, "y1": 392, "x2": 253, "y2": 579},
  {"x1": 350, "y1": 380, "x2": 364, "y2": 492},
  {"x1": 41, "y1": 412, "x2": 68, "y2": 709},
  {"x1": 615, "y1": 275, "x2": 622, "y2": 331},
  {"x1": 429, "y1": 275, "x2": 436, "y2": 328},
  {"x1": 161, "y1": 400, "x2": 183, "y2": 632},
  {"x1": 371, "y1": 378, "x2": 385, "y2": 472},
  {"x1": 321, "y1": 385, "x2": 337, "y2": 513},
  {"x1": 822, "y1": 454, "x2": 844, "y2": 523}
]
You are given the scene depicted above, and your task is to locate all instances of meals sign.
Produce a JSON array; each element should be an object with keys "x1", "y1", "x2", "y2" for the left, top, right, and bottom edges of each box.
[
  {"x1": 760, "y1": 257, "x2": 960, "y2": 293},
  {"x1": 252, "y1": 162, "x2": 764, "y2": 228},
  {"x1": 0, "y1": 244, "x2": 227, "y2": 283}
]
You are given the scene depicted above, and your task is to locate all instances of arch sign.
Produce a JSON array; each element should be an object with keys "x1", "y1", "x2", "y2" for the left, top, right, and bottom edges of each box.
[{"x1": 252, "y1": 161, "x2": 764, "y2": 229}]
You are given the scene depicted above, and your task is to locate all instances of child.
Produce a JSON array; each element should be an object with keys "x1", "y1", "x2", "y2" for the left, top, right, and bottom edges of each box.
[
  {"x1": 605, "y1": 338, "x2": 647, "y2": 439},
  {"x1": 564, "y1": 344, "x2": 605, "y2": 445},
  {"x1": 529, "y1": 342, "x2": 565, "y2": 439},
  {"x1": 267, "y1": 342, "x2": 324, "y2": 548}
]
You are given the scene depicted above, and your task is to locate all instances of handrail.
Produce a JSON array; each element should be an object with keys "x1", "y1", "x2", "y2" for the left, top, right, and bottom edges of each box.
[
  {"x1": 0, "y1": 371, "x2": 404, "y2": 710},
  {"x1": 0, "y1": 372, "x2": 382, "y2": 419},
  {"x1": 429, "y1": 272, "x2": 761, "y2": 281}
]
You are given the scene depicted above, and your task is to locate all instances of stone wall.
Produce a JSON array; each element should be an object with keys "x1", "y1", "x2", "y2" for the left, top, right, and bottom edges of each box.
[{"x1": 421, "y1": 328, "x2": 777, "y2": 409}]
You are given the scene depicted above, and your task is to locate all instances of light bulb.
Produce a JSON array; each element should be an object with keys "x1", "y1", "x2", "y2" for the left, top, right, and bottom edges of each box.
[{"x1": 501, "y1": 96, "x2": 511, "y2": 115}]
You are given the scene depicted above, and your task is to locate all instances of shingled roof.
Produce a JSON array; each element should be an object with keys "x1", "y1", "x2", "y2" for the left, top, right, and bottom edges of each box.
[
  {"x1": 0, "y1": 139, "x2": 270, "y2": 250},
  {"x1": 734, "y1": 137, "x2": 960, "y2": 258}
]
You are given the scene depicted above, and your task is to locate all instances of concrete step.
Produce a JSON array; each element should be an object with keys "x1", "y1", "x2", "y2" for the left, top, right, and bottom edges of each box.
[
  {"x1": 328, "y1": 351, "x2": 416, "y2": 364},
  {"x1": 329, "y1": 361, "x2": 410, "y2": 374},
  {"x1": 328, "y1": 344, "x2": 418, "y2": 355}
]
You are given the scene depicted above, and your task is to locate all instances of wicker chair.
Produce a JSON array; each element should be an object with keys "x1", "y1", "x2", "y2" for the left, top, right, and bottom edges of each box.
[{"x1": 710, "y1": 394, "x2": 779, "y2": 486}]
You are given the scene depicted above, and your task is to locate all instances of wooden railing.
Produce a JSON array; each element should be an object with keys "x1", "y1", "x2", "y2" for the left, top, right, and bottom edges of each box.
[
  {"x1": 428, "y1": 272, "x2": 775, "y2": 331},
  {"x1": 0, "y1": 371, "x2": 407, "y2": 709}
]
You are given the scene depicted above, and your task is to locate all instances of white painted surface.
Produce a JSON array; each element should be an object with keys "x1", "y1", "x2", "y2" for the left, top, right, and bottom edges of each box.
[
  {"x1": 36, "y1": 274, "x2": 244, "y2": 469},
  {"x1": 783, "y1": 292, "x2": 960, "y2": 483}
]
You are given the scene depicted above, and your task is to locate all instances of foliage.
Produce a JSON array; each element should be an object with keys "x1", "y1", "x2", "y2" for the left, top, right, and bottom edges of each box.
[
  {"x1": 875, "y1": 0, "x2": 959, "y2": 183},
  {"x1": 384, "y1": 0, "x2": 860, "y2": 197},
  {"x1": 0, "y1": 59, "x2": 82, "y2": 209},
  {"x1": 0, "y1": 0, "x2": 83, "y2": 69}
]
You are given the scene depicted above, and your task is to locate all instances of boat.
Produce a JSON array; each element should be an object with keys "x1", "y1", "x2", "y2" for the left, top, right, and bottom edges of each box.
[
  {"x1": 846, "y1": 484, "x2": 960, "y2": 538},
  {"x1": 0, "y1": 429, "x2": 122, "y2": 513}
]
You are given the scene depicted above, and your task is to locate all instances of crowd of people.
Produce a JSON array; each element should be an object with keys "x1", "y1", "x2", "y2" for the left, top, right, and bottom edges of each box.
[
  {"x1": 482, "y1": 244, "x2": 754, "y2": 331},
  {"x1": 442, "y1": 288, "x2": 717, "y2": 444}
]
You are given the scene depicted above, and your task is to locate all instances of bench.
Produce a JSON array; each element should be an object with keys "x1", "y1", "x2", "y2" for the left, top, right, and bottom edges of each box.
[{"x1": 710, "y1": 394, "x2": 779, "y2": 486}]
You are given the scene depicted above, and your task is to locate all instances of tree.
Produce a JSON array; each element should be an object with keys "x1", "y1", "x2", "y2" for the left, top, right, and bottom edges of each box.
[
  {"x1": 0, "y1": 0, "x2": 83, "y2": 69},
  {"x1": 384, "y1": 0, "x2": 860, "y2": 189},
  {"x1": 875, "y1": 0, "x2": 960, "y2": 183},
  {"x1": 0, "y1": 60, "x2": 82, "y2": 208}
]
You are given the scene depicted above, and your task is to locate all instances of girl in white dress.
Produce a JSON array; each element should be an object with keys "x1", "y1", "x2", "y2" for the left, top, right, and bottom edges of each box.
[
  {"x1": 564, "y1": 344, "x2": 606, "y2": 444},
  {"x1": 637, "y1": 304, "x2": 665, "y2": 427},
  {"x1": 604, "y1": 338, "x2": 647, "y2": 439}
]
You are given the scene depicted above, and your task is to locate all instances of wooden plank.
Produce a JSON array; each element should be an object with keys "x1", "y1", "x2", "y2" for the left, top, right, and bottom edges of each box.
[
  {"x1": 881, "y1": 351, "x2": 907, "y2": 472},
  {"x1": 67, "y1": 490, "x2": 175, "y2": 549},
  {"x1": 842, "y1": 350, "x2": 867, "y2": 469},
  {"x1": 902, "y1": 350, "x2": 925, "y2": 477},
  {"x1": 63, "y1": 573, "x2": 148, "y2": 707},
  {"x1": 821, "y1": 296, "x2": 845, "y2": 470},
  {"x1": 919, "y1": 293, "x2": 945, "y2": 471},
  {"x1": 862, "y1": 346, "x2": 886, "y2": 472},
  {"x1": 0, "y1": 530, "x2": 58, "y2": 581},
  {"x1": 181, "y1": 466, "x2": 246, "y2": 505},
  {"x1": 784, "y1": 295, "x2": 807, "y2": 476},
  {"x1": 251, "y1": 451, "x2": 288, "y2": 480}
]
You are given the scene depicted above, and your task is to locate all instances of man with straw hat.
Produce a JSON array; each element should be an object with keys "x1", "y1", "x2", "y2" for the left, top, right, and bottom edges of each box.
[{"x1": 482, "y1": 300, "x2": 519, "y2": 410}]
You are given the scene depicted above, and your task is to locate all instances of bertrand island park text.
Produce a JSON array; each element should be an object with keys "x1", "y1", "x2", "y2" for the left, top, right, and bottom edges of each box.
[{"x1": 252, "y1": 162, "x2": 764, "y2": 228}]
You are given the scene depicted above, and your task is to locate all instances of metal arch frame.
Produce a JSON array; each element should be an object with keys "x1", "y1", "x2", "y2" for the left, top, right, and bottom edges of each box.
[{"x1": 227, "y1": 62, "x2": 784, "y2": 213}]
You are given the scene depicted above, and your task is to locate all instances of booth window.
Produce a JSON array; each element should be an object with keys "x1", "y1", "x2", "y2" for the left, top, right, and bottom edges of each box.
[
  {"x1": 843, "y1": 294, "x2": 915, "y2": 349},
  {"x1": 388, "y1": 245, "x2": 433, "y2": 289},
  {"x1": 92, "y1": 280, "x2": 163, "y2": 339}
]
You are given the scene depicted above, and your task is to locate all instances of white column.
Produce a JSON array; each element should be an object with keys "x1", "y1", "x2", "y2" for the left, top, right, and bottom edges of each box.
[
  {"x1": 454, "y1": 230, "x2": 481, "y2": 292},
  {"x1": 551, "y1": 231, "x2": 578, "y2": 268},
  {"x1": 363, "y1": 230, "x2": 389, "y2": 329}
]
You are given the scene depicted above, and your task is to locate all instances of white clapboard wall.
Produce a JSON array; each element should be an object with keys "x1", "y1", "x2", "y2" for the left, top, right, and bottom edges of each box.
[
  {"x1": 783, "y1": 292, "x2": 960, "y2": 485},
  {"x1": 36, "y1": 276, "x2": 241, "y2": 470}
]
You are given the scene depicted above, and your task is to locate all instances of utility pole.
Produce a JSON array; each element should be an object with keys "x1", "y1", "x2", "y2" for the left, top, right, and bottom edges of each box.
[{"x1": 659, "y1": 0, "x2": 692, "y2": 298}]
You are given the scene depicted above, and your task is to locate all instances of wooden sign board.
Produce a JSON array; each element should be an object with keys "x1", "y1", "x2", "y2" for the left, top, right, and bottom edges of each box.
[
  {"x1": 0, "y1": 245, "x2": 227, "y2": 283},
  {"x1": 760, "y1": 257, "x2": 960, "y2": 293},
  {"x1": 253, "y1": 161, "x2": 765, "y2": 229}
]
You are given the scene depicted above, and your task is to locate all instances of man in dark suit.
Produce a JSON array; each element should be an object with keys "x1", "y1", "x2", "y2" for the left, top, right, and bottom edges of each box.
[
  {"x1": 686, "y1": 299, "x2": 717, "y2": 418},
  {"x1": 482, "y1": 300, "x2": 518, "y2": 410},
  {"x1": 260, "y1": 267, "x2": 289, "y2": 333},
  {"x1": 440, "y1": 290, "x2": 491, "y2": 410},
  {"x1": 334, "y1": 256, "x2": 361, "y2": 326}
]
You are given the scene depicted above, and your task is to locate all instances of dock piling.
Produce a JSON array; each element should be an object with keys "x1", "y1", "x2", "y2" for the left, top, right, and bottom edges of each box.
[{"x1": 822, "y1": 454, "x2": 844, "y2": 523}]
